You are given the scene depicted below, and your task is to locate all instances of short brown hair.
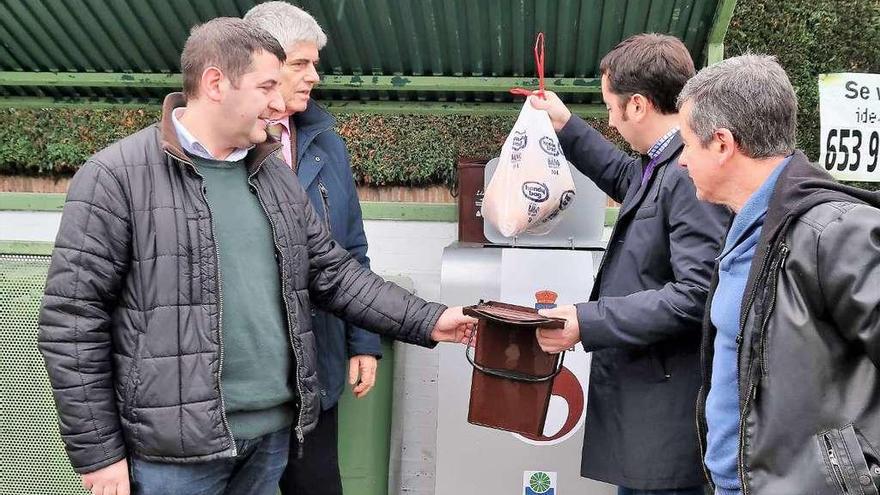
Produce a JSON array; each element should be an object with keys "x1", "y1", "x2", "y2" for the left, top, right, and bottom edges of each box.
[
  {"x1": 599, "y1": 33, "x2": 695, "y2": 115},
  {"x1": 180, "y1": 17, "x2": 286, "y2": 98}
]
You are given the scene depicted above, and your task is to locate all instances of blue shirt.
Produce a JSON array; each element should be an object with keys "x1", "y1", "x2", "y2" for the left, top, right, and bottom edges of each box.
[{"x1": 705, "y1": 156, "x2": 791, "y2": 495}]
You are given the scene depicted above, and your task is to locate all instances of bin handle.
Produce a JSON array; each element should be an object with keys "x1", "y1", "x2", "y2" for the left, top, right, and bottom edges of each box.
[{"x1": 464, "y1": 328, "x2": 565, "y2": 383}]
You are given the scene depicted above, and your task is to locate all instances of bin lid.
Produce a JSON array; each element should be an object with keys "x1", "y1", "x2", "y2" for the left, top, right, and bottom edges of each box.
[{"x1": 463, "y1": 301, "x2": 565, "y2": 328}]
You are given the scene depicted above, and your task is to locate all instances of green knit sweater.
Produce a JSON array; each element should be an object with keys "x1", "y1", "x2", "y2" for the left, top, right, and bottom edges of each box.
[{"x1": 193, "y1": 154, "x2": 295, "y2": 440}]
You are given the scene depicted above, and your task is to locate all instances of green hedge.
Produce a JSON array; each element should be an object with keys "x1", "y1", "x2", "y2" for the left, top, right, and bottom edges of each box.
[
  {"x1": 1, "y1": 0, "x2": 878, "y2": 189},
  {"x1": 0, "y1": 108, "x2": 157, "y2": 176},
  {"x1": 0, "y1": 107, "x2": 622, "y2": 188}
]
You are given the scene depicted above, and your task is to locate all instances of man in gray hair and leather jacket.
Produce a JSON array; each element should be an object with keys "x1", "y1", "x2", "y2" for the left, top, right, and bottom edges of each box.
[
  {"x1": 37, "y1": 17, "x2": 474, "y2": 495},
  {"x1": 676, "y1": 53, "x2": 880, "y2": 495}
]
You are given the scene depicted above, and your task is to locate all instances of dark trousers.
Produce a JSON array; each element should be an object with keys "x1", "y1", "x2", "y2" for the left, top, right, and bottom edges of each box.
[
  {"x1": 279, "y1": 405, "x2": 343, "y2": 495},
  {"x1": 130, "y1": 427, "x2": 290, "y2": 495},
  {"x1": 618, "y1": 486, "x2": 708, "y2": 495}
]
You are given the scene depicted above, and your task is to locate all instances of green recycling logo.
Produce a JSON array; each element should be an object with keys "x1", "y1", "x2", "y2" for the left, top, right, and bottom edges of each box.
[{"x1": 528, "y1": 472, "x2": 552, "y2": 493}]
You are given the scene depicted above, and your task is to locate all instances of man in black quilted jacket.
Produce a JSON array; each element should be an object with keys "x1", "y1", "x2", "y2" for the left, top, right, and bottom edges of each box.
[{"x1": 36, "y1": 17, "x2": 474, "y2": 495}]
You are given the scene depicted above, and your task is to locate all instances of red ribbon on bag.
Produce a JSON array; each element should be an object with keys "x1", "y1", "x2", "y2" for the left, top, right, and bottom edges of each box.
[{"x1": 510, "y1": 32, "x2": 546, "y2": 100}]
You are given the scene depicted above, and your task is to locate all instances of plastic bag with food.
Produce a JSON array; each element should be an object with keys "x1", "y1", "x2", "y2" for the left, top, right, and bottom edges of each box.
[{"x1": 481, "y1": 100, "x2": 576, "y2": 237}]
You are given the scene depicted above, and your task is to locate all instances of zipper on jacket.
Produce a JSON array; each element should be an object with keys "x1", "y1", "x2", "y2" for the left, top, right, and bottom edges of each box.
[
  {"x1": 317, "y1": 180, "x2": 332, "y2": 230},
  {"x1": 167, "y1": 151, "x2": 237, "y2": 456},
  {"x1": 737, "y1": 358, "x2": 757, "y2": 495},
  {"x1": 697, "y1": 269, "x2": 719, "y2": 490},
  {"x1": 247, "y1": 162, "x2": 308, "y2": 457},
  {"x1": 695, "y1": 386, "x2": 713, "y2": 487},
  {"x1": 734, "y1": 318, "x2": 765, "y2": 490},
  {"x1": 757, "y1": 244, "x2": 789, "y2": 379},
  {"x1": 735, "y1": 282, "x2": 769, "y2": 492},
  {"x1": 823, "y1": 433, "x2": 849, "y2": 493},
  {"x1": 738, "y1": 253, "x2": 773, "y2": 338},
  {"x1": 734, "y1": 243, "x2": 790, "y2": 494}
]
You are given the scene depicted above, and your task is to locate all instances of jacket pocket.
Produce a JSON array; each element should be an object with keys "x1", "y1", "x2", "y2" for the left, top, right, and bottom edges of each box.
[
  {"x1": 651, "y1": 348, "x2": 671, "y2": 382},
  {"x1": 317, "y1": 180, "x2": 332, "y2": 231},
  {"x1": 819, "y1": 425, "x2": 880, "y2": 495},
  {"x1": 616, "y1": 348, "x2": 669, "y2": 384},
  {"x1": 123, "y1": 353, "x2": 141, "y2": 419},
  {"x1": 633, "y1": 204, "x2": 658, "y2": 220},
  {"x1": 843, "y1": 425, "x2": 880, "y2": 495},
  {"x1": 124, "y1": 328, "x2": 143, "y2": 419}
]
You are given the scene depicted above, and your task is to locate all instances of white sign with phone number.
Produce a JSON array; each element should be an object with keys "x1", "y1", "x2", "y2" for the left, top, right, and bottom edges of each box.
[{"x1": 819, "y1": 73, "x2": 880, "y2": 182}]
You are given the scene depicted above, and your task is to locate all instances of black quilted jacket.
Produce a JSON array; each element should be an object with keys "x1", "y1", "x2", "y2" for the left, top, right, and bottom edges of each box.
[{"x1": 37, "y1": 93, "x2": 445, "y2": 474}]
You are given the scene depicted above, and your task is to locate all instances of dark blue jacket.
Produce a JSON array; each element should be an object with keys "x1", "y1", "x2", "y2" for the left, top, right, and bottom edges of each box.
[
  {"x1": 558, "y1": 116, "x2": 730, "y2": 489},
  {"x1": 291, "y1": 101, "x2": 382, "y2": 410}
]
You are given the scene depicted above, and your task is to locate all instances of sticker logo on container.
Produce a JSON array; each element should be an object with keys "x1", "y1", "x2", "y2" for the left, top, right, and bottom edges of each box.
[
  {"x1": 539, "y1": 136, "x2": 561, "y2": 156},
  {"x1": 522, "y1": 182, "x2": 550, "y2": 203},
  {"x1": 512, "y1": 130, "x2": 528, "y2": 151},
  {"x1": 524, "y1": 471, "x2": 556, "y2": 495}
]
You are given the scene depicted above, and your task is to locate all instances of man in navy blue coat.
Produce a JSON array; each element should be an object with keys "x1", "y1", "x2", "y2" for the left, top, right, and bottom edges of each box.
[
  {"x1": 245, "y1": 3, "x2": 381, "y2": 494},
  {"x1": 533, "y1": 34, "x2": 729, "y2": 494}
]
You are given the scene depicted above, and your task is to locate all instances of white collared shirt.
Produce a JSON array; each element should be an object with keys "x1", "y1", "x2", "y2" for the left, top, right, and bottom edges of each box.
[{"x1": 171, "y1": 108, "x2": 253, "y2": 161}]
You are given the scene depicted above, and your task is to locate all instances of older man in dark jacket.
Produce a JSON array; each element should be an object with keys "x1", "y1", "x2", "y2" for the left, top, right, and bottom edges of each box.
[
  {"x1": 677, "y1": 54, "x2": 880, "y2": 495},
  {"x1": 532, "y1": 34, "x2": 729, "y2": 494},
  {"x1": 36, "y1": 18, "x2": 473, "y2": 495},
  {"x1": 243, "y1": 3, "x2": 385, "y2": 494}
]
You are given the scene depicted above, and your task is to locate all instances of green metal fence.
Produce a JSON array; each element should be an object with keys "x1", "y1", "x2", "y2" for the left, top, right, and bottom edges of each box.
[
  {"x1": 0, "y1": 252, "x2": 397, "y2": 495},
  {"x1": 0, "y1": 254, "x2": 84, "y2": 494}
]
